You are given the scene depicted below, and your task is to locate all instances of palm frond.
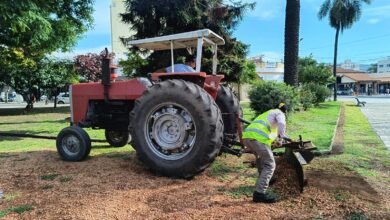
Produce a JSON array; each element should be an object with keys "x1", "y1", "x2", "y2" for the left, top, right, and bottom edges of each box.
[{"x1": 318, "y1": 0, "x2": 331, "y2": 19}]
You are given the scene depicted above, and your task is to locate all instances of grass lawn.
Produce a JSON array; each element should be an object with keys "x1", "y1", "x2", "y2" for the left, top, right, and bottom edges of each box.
[
  {"x1": 319, "y1": 103, "x2": 390, "y2": 179},
  {"x1": 242, "y1": 102, "x2": 341, "y2": 151},
  {"x1": 0, "y1": 107, "x2": 131, "y2": 155}
]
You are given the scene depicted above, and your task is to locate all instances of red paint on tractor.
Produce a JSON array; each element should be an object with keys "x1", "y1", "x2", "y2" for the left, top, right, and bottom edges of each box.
[
  {"x1": 204, "y1": 75, "x2": 224, "y2": 99},
  {"x1": 71, "y1": 79, "x2": 147, "y2": 124}
]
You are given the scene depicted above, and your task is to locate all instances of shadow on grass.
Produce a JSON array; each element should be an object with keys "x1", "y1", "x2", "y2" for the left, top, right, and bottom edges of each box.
[
  {"x1": 0, "y1": 106, "x2": 70, "y2": 116},
  {"x1": 0, "y1": 130, "x2": 52, "y2": 142},
  {"x1": 0, "y1": 119, "x2": 69, "y2": 125}
]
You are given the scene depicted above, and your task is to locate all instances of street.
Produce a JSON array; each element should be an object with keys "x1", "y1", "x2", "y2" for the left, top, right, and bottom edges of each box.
[{"x1": 0, "y1": 102, "x2": 69, "y2": 109}]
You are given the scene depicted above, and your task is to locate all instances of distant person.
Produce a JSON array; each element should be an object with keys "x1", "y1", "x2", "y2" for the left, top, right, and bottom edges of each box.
[{"x1": 386, "y1": 88, "x2": 390, "y2": 96}]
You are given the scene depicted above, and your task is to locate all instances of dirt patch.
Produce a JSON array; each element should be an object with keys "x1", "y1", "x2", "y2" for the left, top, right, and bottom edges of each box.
[
  {"x1": 0, "y1": 150, "x2": 388, "y2": 219},
  {"x1": 307, "y1": 170, "x2": 380, "y2": 202},
  {"x1": 331, "y1": 105, "x2": 345, "y2": 154}
]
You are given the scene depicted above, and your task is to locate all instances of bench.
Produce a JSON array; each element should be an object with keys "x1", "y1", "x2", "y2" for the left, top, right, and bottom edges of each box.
[{"x1": 355, "y1": 98, "x2": 366, "y2": 107}]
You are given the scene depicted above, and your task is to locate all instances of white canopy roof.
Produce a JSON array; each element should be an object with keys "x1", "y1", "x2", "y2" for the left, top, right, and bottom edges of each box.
[{"x1": 126, "y1": 29, "x2": 225, "y2": 51}]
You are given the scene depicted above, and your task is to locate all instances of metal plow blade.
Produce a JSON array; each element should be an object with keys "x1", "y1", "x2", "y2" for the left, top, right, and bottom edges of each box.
[{"x1": 283, "y1": 140, "x2": 317, "y2": 193}]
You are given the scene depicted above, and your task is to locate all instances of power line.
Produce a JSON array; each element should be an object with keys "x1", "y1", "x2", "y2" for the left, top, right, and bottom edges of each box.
[{"x1": 301, "y1": 33, "x2": 390, "y2": 52}]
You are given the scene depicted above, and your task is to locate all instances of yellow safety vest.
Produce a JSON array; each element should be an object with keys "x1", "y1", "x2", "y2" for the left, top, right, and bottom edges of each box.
[{"x1": 242, "y1": 110, "x2": 278, "y2": 146}]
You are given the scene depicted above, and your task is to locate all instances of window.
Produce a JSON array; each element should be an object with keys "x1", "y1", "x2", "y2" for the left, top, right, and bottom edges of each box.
[
  {"x1": 379, "y1": 65, "x2": 384, "y2": 68},
  {"x1": 387, "y1": 64, "x2": 390, "y2": 67}
]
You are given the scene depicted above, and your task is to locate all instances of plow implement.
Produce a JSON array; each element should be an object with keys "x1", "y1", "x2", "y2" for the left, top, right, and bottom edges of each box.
[{"x1": 278, "y1": 135, "x2": 317, "y2": 192}]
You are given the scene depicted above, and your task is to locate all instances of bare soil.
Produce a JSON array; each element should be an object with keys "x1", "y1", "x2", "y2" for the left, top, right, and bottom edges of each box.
[
  {"x1": 331, "y1": 105, "x2": 345, "y2": 154},
  {"x1": 0, "y1": 150, "x2": 388, "y2": 220}
]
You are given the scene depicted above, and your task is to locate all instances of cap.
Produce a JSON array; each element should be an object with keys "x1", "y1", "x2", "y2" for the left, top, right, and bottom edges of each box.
[{"x1": 277, "y1": 102, "x2": 288, "y2": 113}]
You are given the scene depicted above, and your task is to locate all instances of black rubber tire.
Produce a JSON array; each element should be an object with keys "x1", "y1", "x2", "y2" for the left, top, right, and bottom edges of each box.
[
  {"x1": 130, "y1": 79, "x2": 224, "y2": 178},
  {"x1": 58, "y1": 101, "x2": 65, "y2": 104},
  {"x1": 105, "y1": 130, "x2": 131, "y2": 147},
  {"x1": 56, "y1": 126, "x2": 91, "y2": 161},
  {"x1": 215, "y1": 86, "x2": 241, "y2": 141}
]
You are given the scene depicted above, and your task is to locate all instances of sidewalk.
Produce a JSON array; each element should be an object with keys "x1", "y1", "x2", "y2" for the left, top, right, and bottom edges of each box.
[{"x1": 360, "y1": 103, "x2": 390, "y2": 151}]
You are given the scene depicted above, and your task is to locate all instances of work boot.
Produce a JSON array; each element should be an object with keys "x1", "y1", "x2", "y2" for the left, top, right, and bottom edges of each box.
[{"x1": 253, "y1": 191, "x2": 279, "y2": 203}]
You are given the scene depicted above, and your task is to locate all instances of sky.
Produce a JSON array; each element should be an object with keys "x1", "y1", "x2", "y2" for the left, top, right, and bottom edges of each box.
[{"x1": 58, "y1": 0, "x2": 390, "y2": 65}]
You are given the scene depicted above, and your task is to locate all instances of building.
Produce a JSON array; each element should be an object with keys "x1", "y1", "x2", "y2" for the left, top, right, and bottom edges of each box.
[
  {"x1": 339, "y1": 59, "x2": 361, "y2": 71},
  {"x1": 249, "y1": 56, "x2": 284, "y2": 83},
  {"x1": 377, "y1": 57, "x2": 390, "y2": 74},
  {"x1": 337, "y1": 68, "x2": 390, "y2": 95},
  {"x1": 110, "y1": 0, "x2": 134, "y2": 59}
]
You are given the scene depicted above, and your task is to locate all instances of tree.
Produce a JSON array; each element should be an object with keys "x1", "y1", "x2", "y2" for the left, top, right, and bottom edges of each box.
[
  {"x1": 318, "y1": 0, "x2": 371, "y2": 101},
  {"x1": 41, "y1": 59, "x2": 79, "y2": 108},
  {"x1": 298, "y1": 56, "x2": 334, "y2": 85},
  {"x1": 298, "y1": 56, "x2": 333, "y2": 105},
  {"x1": 284, "y1": 0, "x2": 301, "y2": 87},
  {"x1": 7, "y1": 58, "x2": 78, "y2": 110},
  {"x1": 367, "y1": 63, "x2": 377, "y2": 73},
  {"x1": 0, "y1": 0, "x2": 94, "y2": 109},
  {"x1": 120, "y1": 0, "x2": 256, "y2": 83},
  {"x1": 74, "y1": 51, "x2": 115, "y2": 82},
  {"x1": 0, "y1": 1, "x2": 93, "y2": 68}
]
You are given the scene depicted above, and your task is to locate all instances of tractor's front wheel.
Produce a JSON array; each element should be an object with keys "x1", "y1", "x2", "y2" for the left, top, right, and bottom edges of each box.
[
  {"x1": 105, "y1": 130, "x2": 131, "y2": 147},
  {"x1": 130, "y1": 80, "x2": 223, "y2": 178},
  {"x1": 56, "y1": 126, "x2": 91, "y2": 161}
]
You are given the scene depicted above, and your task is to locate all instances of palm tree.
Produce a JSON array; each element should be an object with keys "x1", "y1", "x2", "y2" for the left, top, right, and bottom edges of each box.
[
  {"x1": 318, "y1": 0, "x2": 371, "y2": 101},
  {"x1": 284, "y1": 0, "x2": 300, "y2": 87}
]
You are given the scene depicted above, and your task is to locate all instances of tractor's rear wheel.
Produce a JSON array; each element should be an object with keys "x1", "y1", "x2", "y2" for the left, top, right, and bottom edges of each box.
[
  {"x1": 216, "y1": 86, "x2": 241, "y2": 144},
  {"x1": 105, "y1": 130, "x2": 131, "y2": 147},
  {"x1": 130, "y1": 80, "x2": 223, "y2": 178},
  {"x1": 56, "y1": 126, "x2": 91, "y2": 161}
]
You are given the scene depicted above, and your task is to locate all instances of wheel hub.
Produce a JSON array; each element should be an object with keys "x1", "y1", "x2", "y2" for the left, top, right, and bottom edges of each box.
[
  {"x1": 146, "y1": 104, "x2": 196, "y2": 160},
  {"x1": 152, "y1": 112, "x2": 187, "y2": 150},
  {"x1": 62, "y1": 135, "x2": 80, "y2": 155}
]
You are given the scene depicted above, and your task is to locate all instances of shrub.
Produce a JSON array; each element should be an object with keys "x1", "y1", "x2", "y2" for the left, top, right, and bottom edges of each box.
[
  {"x1": 302, "y1": 82, "x2": 331, "y2": 105},
  {"x1": 298, "y1": 86, "x2": 315, "y2": 110},
  {"x1": 248, "y1": 81, "x2": 299, "y2": 114}
]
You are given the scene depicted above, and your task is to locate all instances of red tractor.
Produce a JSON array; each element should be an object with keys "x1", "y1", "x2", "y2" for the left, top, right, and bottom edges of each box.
[{"x1": 56, "y1": 29, "x2": 242, "y2": 178}]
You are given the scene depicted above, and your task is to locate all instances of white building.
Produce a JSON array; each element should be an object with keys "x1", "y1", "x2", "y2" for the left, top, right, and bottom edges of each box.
[
  {"x1": 339, "y1": 59, "x2": 361, "y2": 71},
  {"x1": 378, "y1": 57, "x2": 390, "y2": 74},
  {"x1": 249, "y1": 56, "x2": 284, "y2": 83},
  {"x1": 110, "y1": 0, "x2": 134, "y2": 59}
]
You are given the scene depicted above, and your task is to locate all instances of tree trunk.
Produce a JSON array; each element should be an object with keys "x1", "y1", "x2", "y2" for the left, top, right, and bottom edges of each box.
[
  {"x1": 333, "y1": 25, "x2": 340, "y2": 101},
  {"x1": 284, "y1": 0, "x2": 300, "y2": 87},
  {"x1": 54, "y1": 87, "x2": 59, "y2": 109}
]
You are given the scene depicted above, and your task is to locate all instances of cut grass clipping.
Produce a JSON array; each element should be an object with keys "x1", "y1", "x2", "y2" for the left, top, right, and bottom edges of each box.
[
  {"x1": 0, "y1": 205, "x2": 33, "y2": 217},
  {"x1": 41, "y1": 173, "x2": 60, "y2": 181}
]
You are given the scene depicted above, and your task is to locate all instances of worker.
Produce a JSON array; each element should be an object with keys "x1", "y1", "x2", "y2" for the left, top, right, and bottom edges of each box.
[
  {"x1": 166, "y1": 54, "x2": 196, "y2": 73},
  {"x1": 242, "y1": 102, "x2": 289, "y2": 203},
  {"x1": 155, "y1": 55, "x2": 196, "y2": 73}
]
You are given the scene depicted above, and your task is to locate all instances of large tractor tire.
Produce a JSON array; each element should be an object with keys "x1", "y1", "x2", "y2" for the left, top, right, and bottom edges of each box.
[
  {"x1": 215, "y1": 86, "x2": 241, "y2": 143},
  {"x1": 105, "y1": 130, "x2": 131, "y2": 147},
  {"x1": 130, "y1": 79, "x2": 224, "y2": 178},
  {"x1": 56, "y1": 126, "x2": 91, "y2": 161}
]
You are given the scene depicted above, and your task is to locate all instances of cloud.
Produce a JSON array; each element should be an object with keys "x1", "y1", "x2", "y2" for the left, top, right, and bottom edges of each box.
[
  {"x1": 367, "y1": 18, "x2": 380, "y2": 24},
  {"x1": 50, "y1": 45, "x2": 111, "y2": 59}
]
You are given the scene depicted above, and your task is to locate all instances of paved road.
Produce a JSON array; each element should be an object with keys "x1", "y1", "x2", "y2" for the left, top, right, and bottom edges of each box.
[{"x1": 339, "y1": 96, "x2": 390, "y2": 151}]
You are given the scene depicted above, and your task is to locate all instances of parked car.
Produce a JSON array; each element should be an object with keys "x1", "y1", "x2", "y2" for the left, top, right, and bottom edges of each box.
[
  {"x1": 56, "y1": 93, "x2": 70, "y2": 104},
  {"x1": 337, "y1": 89, "x2": 352, "y2": 96}
]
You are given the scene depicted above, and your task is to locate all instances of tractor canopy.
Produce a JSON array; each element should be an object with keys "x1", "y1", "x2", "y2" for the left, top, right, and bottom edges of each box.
[{"x1": 126, "y1": 29, "x2": 225, "y2": 75}]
